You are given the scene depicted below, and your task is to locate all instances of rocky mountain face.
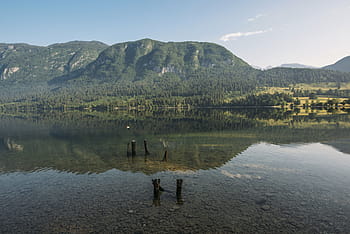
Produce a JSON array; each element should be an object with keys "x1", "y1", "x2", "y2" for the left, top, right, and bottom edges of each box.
[
  {"x1": 0, "y1": 39, "x2": 253, "y2": 85},
  {"x1": 0, "y1": 41, "x2": 108, "y2": 81},
  {"x1": 56, "y1": 39, "x2": 251, "y2": 83}
]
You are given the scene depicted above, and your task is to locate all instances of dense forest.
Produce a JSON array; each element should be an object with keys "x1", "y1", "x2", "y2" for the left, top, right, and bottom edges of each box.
[{"x1": 1, "y1": 39, "x2": 350, "y2": 110}]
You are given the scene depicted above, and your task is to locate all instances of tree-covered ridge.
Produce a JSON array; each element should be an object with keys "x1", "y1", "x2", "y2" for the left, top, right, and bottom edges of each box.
[
  {"x1": 323, "y1": 56, "x2": 350, "y2": 73},
  {"x1": 1, "y1": 38, "x2": 350, "y2": 109},
  {"x1": 51, "y1": 38, "x2": 251, "y2": 83},
  {"x1": 0, "y1": 41, "x2": 108, "y2": 82},
  {"x1": 257, "y1": 67, "x2": 350, "y2": 86}
]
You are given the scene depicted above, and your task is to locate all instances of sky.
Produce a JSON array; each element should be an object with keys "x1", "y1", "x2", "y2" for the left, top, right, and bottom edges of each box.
[{"x1": 1, "y1": 0, "x2": 350, "y2": 68}]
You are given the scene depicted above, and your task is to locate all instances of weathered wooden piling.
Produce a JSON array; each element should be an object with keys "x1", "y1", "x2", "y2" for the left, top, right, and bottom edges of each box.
[
  {"x1": 127, "y1": 142, "x2": 131, "y2": 157},
  {"x1": 162, "y1": 150, "x2": 168, "y2": 162},
  {"x1": 152, "y1": 179, "x2": 166, "y2": 205},
  {"x1": 144, "y1": 139, "x2": 150, "y2": 155},
  {"x1": 152, "y1": 179, "x2": 161, "y2": 194},
  {"x1": 176, "y1": 179, "x2": 184, "y2": 204},
  {"x1": 176, "y1": 179, "x2": 183, "y2": 195},
  {"x1": 131, "y1": 140, "x2": 136, "y2": 156},
  {"x1": 152, "y1": 179, "x2": 161, "y2": 206}
]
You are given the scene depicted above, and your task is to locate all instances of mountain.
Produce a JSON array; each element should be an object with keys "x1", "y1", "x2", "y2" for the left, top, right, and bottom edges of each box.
[
  {"x1": 257, "y1": 67, "x2": 350, "y2": 85},
  {"x1": 251, "y1": 65, "x2": 263, "y2": 70},
  {"x1": 51, "y1": 38, "x2": 251, "y2": 83},
  {"x1": 323, "y1": 56, "x2": 350, "y2": 73},
  {"x1": 1, "y1": 38, "x2": 350, "y2": 109},
  {"x1": 0, "y1": 41, "x2": 108, "y2": 81},
  {"x1": 279, "y1": 63, "x2": 316, "y2": 69}
]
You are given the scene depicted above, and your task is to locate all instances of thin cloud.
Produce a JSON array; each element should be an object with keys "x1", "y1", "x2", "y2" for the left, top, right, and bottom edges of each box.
[
  {"x1": 220, "y1": 28, "x2": 272, "y2": 41},
  {"x1": 248, "y1": 14, "x2": 265, "y2": 22}
]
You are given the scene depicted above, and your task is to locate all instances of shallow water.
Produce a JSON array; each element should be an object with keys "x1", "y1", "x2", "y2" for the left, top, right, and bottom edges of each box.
[{"x1": 0, "y1": 109, "x2": 350, "y2": 233}]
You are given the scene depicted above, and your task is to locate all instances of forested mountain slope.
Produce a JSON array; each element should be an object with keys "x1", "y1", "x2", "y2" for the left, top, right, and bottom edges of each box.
[
  {"x1": 1, "y1": 39, "x2": 350, "y2": 108},
  {"x1": 50, "y1": 38, "x2": 251, "y2": 84},
  {"x1": 323, "y1": 56, "x2": 350, "y2": 73},
  {"x1": 0, "y1": 41, "x2": 108, "y2": 82}
]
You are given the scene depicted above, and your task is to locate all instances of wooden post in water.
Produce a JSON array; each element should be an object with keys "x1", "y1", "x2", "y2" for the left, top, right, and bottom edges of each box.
[
  {"x1": 131, "y1": 140, "x2": 136, "y2": 156},
  {"x1": 144, "y1": 139, "x2": 150, "y2": 155},
  {"x1": 152, "y1": 179, "x2": 160, "y2": 194},
  {"x1": 176, "y1": 179, "x2": 183, "y2": 195},
  {"x1": 127, "y1": 142, "x2": 131, "y2": 157},
  {"x1": 162, "y1": 150, "x2": 168, "y2": 162},
  {"x1": 176, "y1": 179, "x2": 184, "y2": 204},
  {"x1": 152, "y1": 179, "x2": 161, "y2": 206}
]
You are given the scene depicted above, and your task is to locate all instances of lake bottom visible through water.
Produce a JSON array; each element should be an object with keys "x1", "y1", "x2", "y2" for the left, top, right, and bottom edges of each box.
[{"x1": 1, "y1": 142, "x2": 350, "y2": 233}]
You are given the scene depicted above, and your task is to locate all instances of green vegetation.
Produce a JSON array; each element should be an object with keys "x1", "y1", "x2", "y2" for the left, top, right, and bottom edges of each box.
[
  {"x1": 1, "y1": 39, "x2": 350, "y2": 110},
  {"x1": 323, "y1": 56, "x2": 350, "y2": 73},
  {"x1": 0, "y1": 41, "x2": 107, "y2": 82},
  {"x1": 230, "y1": 93, "x2": 293, "y2": 106},
  {"x1": 54, "y1": 39, "x2": 250, "y2": 83}
]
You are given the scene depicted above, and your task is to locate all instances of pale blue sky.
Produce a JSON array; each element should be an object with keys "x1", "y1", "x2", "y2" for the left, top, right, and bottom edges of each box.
[{"x1": 1, "y1": 0, "x2": 349, "y2": 67}]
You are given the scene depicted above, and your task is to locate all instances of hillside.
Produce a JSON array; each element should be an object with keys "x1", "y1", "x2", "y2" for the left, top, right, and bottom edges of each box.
[
  {"x1": 257, "y1": 67, "x2": 350, "y2": 85},
  {"x1": 1, "y1": 39, "x2": 350, "y2": 109},
  {"x1": 50, "y1": 38, "x2": 251, "y2": 83},
  {"x1": 0, "y1": 41, "x2": 108, "y2": 82},
  {"x1": 323, "y1": 56, "x2": 350, "y2": 73}
]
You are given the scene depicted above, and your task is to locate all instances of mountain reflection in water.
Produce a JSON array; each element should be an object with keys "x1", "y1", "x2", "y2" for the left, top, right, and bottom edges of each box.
[{"x1": 0, "y1": 108, "x2": 349, "y2": 174}]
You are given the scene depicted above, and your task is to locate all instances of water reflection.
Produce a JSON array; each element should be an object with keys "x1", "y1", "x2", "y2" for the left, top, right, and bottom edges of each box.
[
  {"x1": 1, "y1": 109, "x2": 350, "y2": 233},
  {"x1": 1, "y1": 137, "x2": 24, "y2": 151},
  {"x1": 0, "y1": 109, "x2": 349, "y2": 174}
]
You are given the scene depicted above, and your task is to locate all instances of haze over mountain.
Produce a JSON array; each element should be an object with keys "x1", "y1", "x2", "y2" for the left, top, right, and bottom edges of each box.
[
  {"x1": 256, "y1": 63, "x2": 317, "y2": 70},
  {"x1": 323, "y1": 56, "x2": 350, "y2": 73},
  {"x1": 279, "y1": 63, "x2": 317, "y2": 69}
]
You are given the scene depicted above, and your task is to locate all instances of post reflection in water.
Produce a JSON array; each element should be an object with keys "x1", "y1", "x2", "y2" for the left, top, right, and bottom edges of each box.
[{"x1": 0, "y1": 108, "x2": 348, "y2": 174}]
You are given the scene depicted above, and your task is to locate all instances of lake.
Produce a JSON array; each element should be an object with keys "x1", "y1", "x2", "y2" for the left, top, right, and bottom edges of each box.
[{"x1": 1, "y1": 108, "x2": 350, "y2": 233}]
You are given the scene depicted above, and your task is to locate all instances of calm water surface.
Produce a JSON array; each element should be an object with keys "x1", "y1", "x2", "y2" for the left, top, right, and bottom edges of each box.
[{"x1": 0, "y1": 109, "x2": 350, "y2": 233}]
